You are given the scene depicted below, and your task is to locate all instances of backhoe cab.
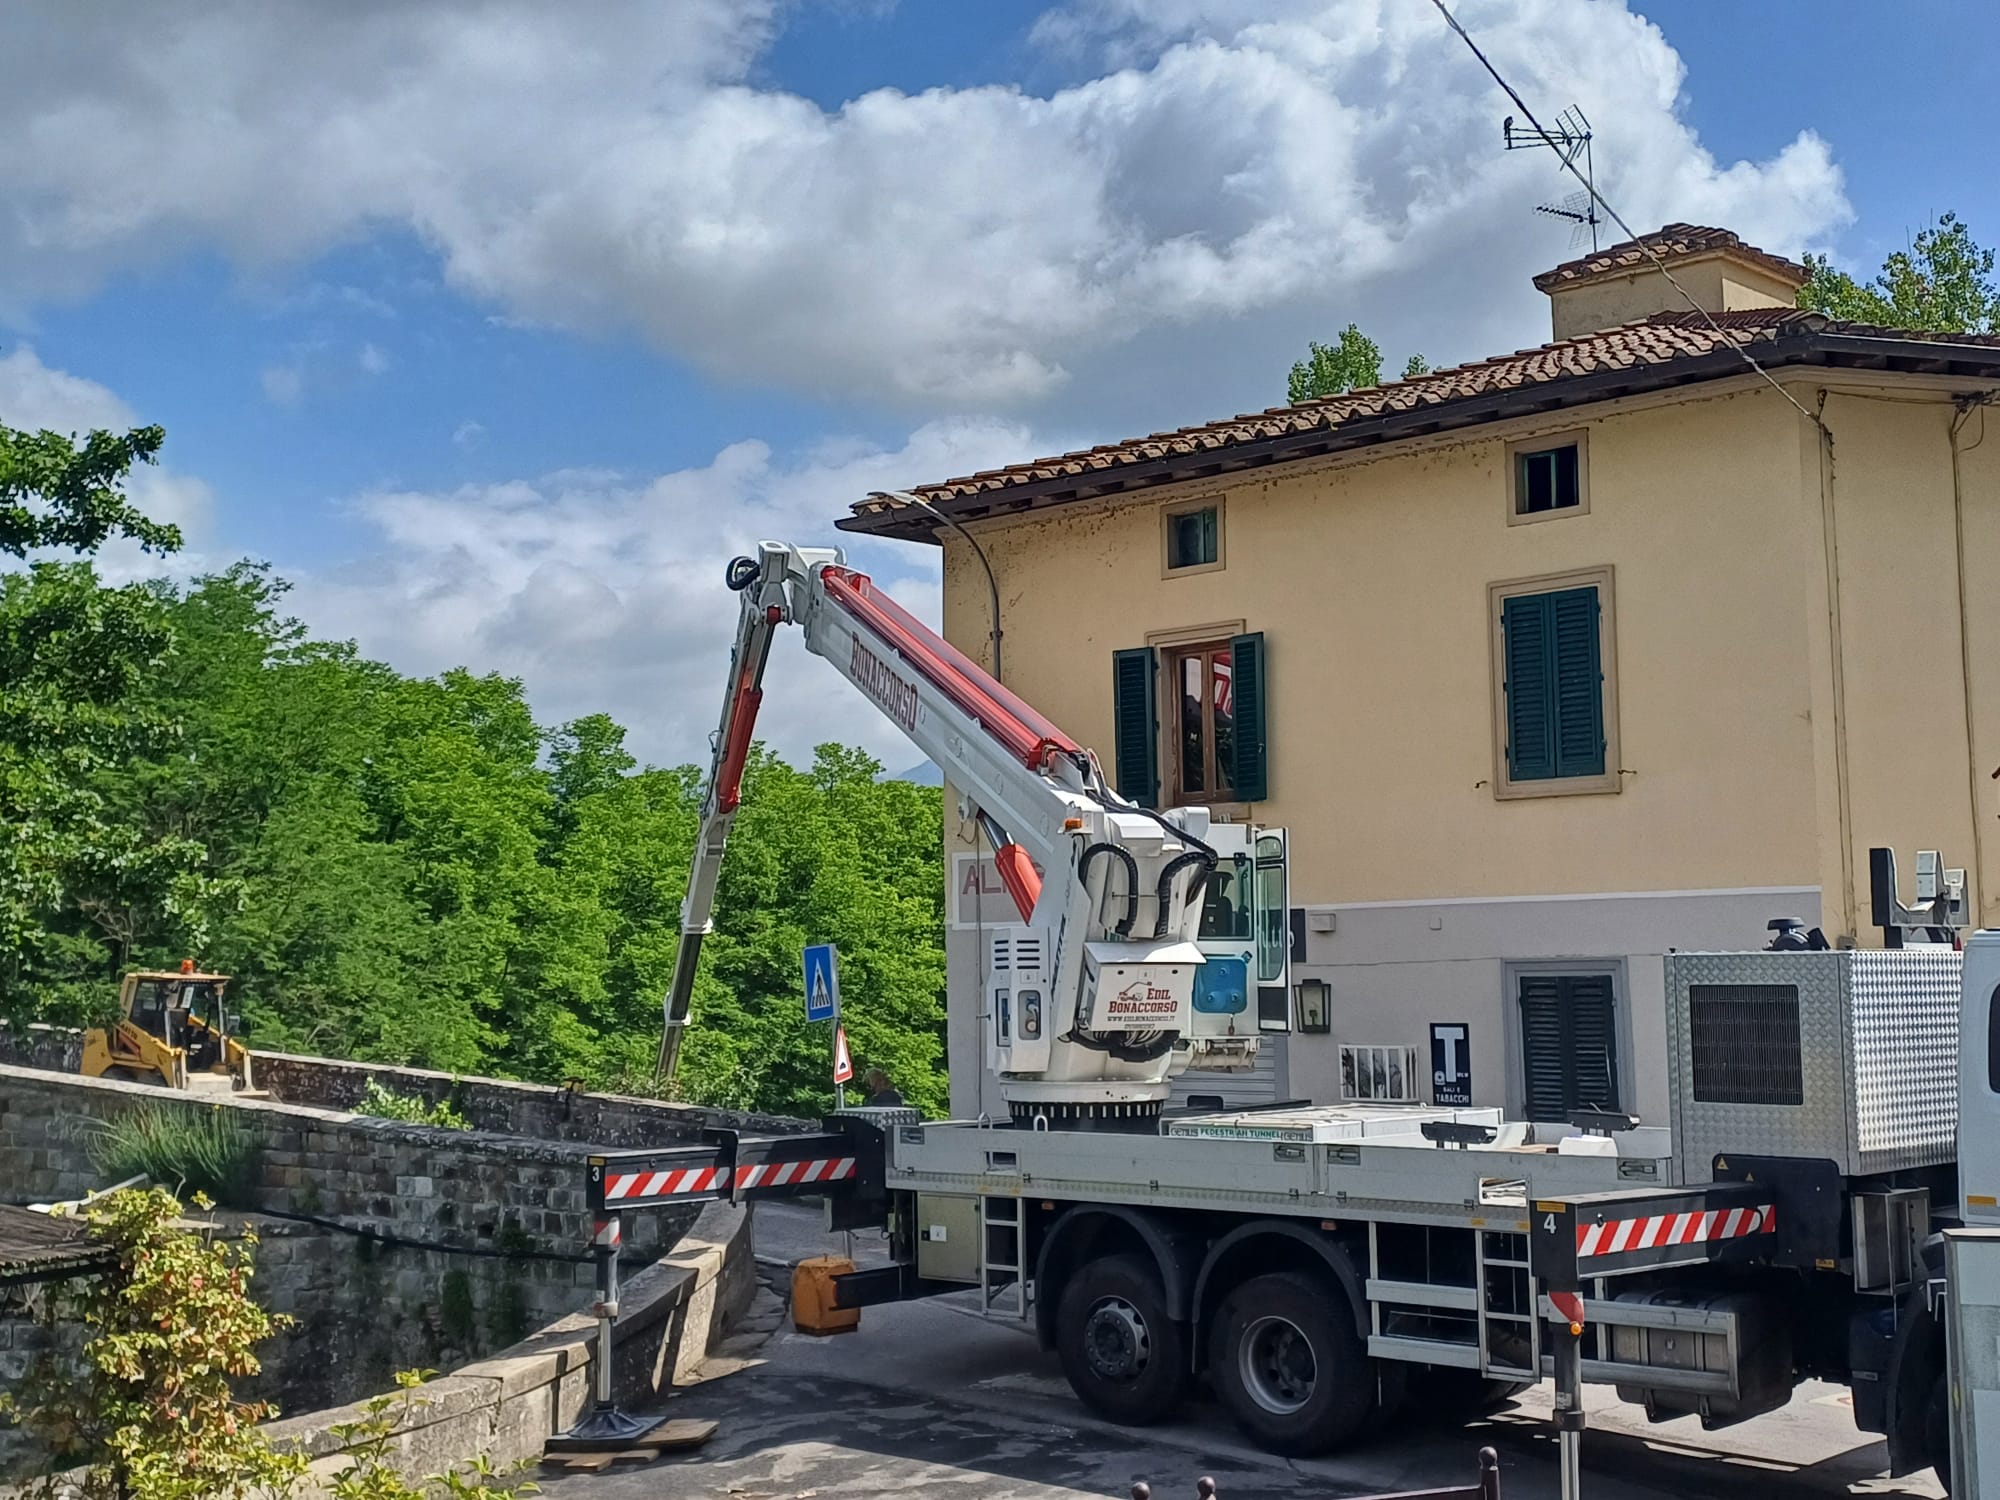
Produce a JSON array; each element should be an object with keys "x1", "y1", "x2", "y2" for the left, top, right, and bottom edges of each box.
[{"x1": 80, "y1": 960, "x2": 253, "y2": 1092}]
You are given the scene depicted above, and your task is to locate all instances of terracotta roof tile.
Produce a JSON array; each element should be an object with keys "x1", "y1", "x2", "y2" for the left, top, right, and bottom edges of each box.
[
  {"x1": 1531, "y1": 223, "x2": 1806, "y2": 292},
  {"x1": 845, "y1": 308, "x2": 2000, "y2": 527}
]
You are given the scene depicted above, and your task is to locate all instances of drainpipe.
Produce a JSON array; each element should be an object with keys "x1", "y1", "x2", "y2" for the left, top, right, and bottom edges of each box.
[{"x1": 1951, "y1": 394, "x2": 1996, "y2": 925}]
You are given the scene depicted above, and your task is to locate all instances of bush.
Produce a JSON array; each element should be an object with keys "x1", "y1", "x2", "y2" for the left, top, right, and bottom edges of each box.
[
  {"x1": 353, "y1": 1078, "x2": 472, "y2": 1130},
  {"x1": 86, "y1": 1103, "x2": 254, "y2": 1205},
  {"x1": 0, "y1": 1186, "x2": 308, "y2": 1500}
]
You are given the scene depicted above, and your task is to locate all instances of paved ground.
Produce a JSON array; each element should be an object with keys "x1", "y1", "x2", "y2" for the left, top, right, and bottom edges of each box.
[{"x1": 539, "y1": 1203, "x2": 1944, "y2": 1500}]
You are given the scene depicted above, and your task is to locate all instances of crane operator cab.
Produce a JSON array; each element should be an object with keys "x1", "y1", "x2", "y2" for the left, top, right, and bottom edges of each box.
[{"x1": 1181, "y1": 825, "x2": 1289, "y2": 1075}]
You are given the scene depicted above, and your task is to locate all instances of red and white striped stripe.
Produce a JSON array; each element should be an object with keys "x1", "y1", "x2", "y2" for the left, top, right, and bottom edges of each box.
[
  {"x1": 604, "y1": 1165, "x2": 725, "y2": 1201},
  {"x1": 733, "y1": 1156, "x2": 857, "y2": 1191},
  {"x1": 1576, "y1": 1203, "x2": 1775, "y2": 1259},
  {"x1": 603, "y1": 1156, "x2": 856, "y2": 1202},
  {"x1": 591, "y1": 1216, "x2": 622, "y2": 1248}
]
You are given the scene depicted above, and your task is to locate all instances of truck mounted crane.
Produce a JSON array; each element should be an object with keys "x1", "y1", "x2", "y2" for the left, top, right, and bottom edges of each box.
[
  {"x1": 613, "y1": 541, "x2": 1992, "y2": 1493},
  {"x1": 653, "y1": 540, "x2": 1287, "y2": 1124}
]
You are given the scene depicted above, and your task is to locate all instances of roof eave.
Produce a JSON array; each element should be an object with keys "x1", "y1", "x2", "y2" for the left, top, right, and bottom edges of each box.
[{"x1": 839, "y1": 333, "x2": 2000, "y2": 542}]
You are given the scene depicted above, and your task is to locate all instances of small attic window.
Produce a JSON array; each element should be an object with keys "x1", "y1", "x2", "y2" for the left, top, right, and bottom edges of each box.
[
  {"x1": 1509, "y1": 434, "x2": 1588, "y2": 524},
  {"x1": 1163, "y1": 498, "x2": 1223, "y2": 573}
]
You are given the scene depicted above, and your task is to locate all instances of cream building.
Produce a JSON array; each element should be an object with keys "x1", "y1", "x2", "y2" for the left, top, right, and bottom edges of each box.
[{"x1": 839, "y1": 225, "x2": 2000, "y2": 1126}]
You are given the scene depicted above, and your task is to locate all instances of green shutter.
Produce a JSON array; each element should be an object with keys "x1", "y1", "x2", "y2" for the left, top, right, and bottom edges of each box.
[
  {"x1": 1519, "y1": 973, "x2": 1621, "y2": 1123},
  {"x1": 1112, "y1": 647, "x2": 1159, "y2": 808},
  {"x1": 1504, "y1": 586, "x2": 1603, "y2": 783},
  {"x1": 1518, "y1": 976, "x2": 1569, "y2": 1122},
  {"x1": 1565, "y1": 973, "x2": 1621, "y2": 1113},
  {"x1": 1551, "y1": 587, "x2": 1605, "y2": 777},
  {"x1": 1501, "y1": 594, "x2": 1556, "y2": 782},
  {"x1": 1229, "y1": 632, "x2": 1267, "y2": 802}
]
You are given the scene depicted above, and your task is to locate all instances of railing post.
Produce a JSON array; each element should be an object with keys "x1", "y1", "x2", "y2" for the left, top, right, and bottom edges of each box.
[{"x1": 1478, "y1": 1445, "x2": 1501, "y2": 1499}]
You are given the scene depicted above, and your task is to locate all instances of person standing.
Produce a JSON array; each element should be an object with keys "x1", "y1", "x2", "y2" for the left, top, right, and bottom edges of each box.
[{"x1": 863, "y1": 1068, "x2": 904, "y2": 1108}]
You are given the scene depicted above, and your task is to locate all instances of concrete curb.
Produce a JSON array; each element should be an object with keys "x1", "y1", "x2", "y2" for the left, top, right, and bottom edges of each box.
[{"x1": 260, "y1": 1197, "x2": 753, "y2": 1494}]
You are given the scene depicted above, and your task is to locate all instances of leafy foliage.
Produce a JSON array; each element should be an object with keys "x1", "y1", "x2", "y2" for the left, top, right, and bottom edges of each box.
[
  {"x1": 0, "y1": 1187, "x2": 308, "y2": 1500},
  {"x1": 1, "y1": 423, "x2": 948, "y2": 1116},
  {"x1": 353, "y1": 1079, "x2": 471, "y2": 1131},
  {"x1": 1799, "y1": 213, "x2": 2000, "y2": 333},
  {"x1": 1402, "y1": 353, "x2": 1432, "y2": 379},
  {"x1": 1286, "y1": 324, "x2": 1382, "y2": 402},
  {"x1": 0, "y1": 419, "x2": 225, "y2": 994},
  {"x1": 85, "y1": 1104, "x2": 256, "y2": 1206}
]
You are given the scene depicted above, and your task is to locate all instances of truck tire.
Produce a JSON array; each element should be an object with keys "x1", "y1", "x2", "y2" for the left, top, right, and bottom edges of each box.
[
  {"x1": 1208, "y1": 1269, "x2": 1373, "y2": 1456},
  {"x1": 1054, "y1": 1253, "x2": 1188, "y2": 1425},
  {"x1": 1925, "y1": 1370, "x2": 1952, "y2": 1495}
]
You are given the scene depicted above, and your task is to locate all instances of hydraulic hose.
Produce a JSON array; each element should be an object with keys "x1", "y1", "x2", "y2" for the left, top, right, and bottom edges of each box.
[
  {"x1": 1078, "y1": 841, "x2": 1141, "y2": 937},
  {"x1": 1153, "y1": 850, "x2": 1216, "y2": 938}
]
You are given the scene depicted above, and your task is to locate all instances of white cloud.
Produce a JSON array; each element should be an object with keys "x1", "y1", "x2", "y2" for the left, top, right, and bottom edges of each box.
[
  {"x1": 288, "y1": 418, "x2": 1028, "y2": 770},
  {"x1": 260, "y1": 363, "x2": 305, "y2": 406},
  {"x1": 0, "y1": 345, "x2": 215, "y2": 571},
  {"x1": 0, "y1": 0, "x2": 1849, "y2": 422},
  {"x1": 357, "y1": 342, "x2": 390, "y2": 376},
  {"x1": 452, "y1": 420, "x2": 486, "y2": 451}
]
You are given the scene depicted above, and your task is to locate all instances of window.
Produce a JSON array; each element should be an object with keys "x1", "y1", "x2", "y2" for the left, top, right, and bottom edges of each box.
[
  {"x1": 1111, "y1": 632, "x2": 1267, "y2": 808},
  {"x1": 1490, "y1": 568, "x2": 1619, "y2": 798},
  {"x1": 1172, "y1": 641, "x2": 1235, "y2": 802},
  {"x1": 1199, "y1": 855, "x2": 1253, "y2": 939},
  {"x1": 1341, "y1": 1045, "x2": 1420, "y2": 1103},
  {"x1": 1518, "y1": 972, "x2": 1620, "y2": 1123},
  {"x1": 1162, "y1": 497, "x2": 1225, "y2": 574},
  {"x1": 1508, "y1": 432, "x2": 1588, "y2": 523},
  {"x1": 1688, "y1": 984, "x2": 1805, "y2": 1105}
]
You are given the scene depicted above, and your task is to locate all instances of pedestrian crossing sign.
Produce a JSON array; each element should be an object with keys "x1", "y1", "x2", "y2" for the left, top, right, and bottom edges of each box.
[{"x1": 803, "y1": 943, "x2": 839, "y2": 1023}]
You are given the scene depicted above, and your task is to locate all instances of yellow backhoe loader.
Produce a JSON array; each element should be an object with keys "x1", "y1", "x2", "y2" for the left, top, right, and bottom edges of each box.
[{"x1": 80, "y1": 961, "x2": 253, "y2": 1092}]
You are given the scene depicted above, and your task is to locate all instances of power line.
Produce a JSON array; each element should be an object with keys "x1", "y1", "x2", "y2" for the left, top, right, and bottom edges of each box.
[{"x1": 1427, "y1": 0, "x2": 1827, "y2": 436}]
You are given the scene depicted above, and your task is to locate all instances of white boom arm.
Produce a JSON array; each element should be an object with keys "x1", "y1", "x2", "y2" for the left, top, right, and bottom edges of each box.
[{"x1": 655, "y1": 541, "x2": 1218, "y2": 1122}]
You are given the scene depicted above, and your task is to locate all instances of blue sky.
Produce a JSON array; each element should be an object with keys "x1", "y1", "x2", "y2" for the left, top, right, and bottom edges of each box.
[{"x1": 2, "y1": 0, "x2": 1993, "y2": 769}]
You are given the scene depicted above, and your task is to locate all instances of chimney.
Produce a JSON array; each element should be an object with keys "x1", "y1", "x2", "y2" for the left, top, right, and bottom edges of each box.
[{"x1": 1533, "y1": 225, "x2": 1808, "y2": 341}]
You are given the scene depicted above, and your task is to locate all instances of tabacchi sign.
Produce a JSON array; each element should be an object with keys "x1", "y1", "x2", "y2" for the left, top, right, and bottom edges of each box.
[{"x1": 851, "y1": 638, "x2": 919, "y2": 733}]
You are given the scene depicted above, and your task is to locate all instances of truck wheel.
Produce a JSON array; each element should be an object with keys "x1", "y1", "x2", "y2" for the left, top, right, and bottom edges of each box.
[
  {"x1": 1054, "y1": 1254, "x2": 1188, "y2": 1425},
  {"x1": 1209, "y1": 1270, "x2": 1373, "y2": 1455},
  {"x1": 1925, "y1": 1370, "x2": 1952, "y2": 1494}
]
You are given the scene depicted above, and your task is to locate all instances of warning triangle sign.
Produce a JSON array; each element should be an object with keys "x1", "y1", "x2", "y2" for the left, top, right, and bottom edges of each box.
[{"x1": 832, "y1": 1026, "x2": 854, "y2": 1085}]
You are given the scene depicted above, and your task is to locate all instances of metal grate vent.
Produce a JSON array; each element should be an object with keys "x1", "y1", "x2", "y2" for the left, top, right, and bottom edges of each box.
[{"x1": 1688, "y1": 983, "x2": 1804, "y2": 1105}]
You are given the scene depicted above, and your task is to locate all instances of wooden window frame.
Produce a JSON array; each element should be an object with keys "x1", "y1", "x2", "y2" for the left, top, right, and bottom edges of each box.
[
  {"x1": 1487, "y1": 565, "x2": 1620, "y2": 800},
  {"x1": 1506, "y1": 429, "x2": 1590, "y2": 526},
  {"x1": 1145, "y1": 619, "x2": 1246, "y2": 813},
  {"x1": 1161, "y1": 494, "x2": 1227, "y2": 577}
]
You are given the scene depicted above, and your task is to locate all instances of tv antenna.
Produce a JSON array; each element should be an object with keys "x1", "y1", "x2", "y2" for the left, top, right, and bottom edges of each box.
[{"x1": 1503, "y1": 105, "x2": 1601, "y2": 252}]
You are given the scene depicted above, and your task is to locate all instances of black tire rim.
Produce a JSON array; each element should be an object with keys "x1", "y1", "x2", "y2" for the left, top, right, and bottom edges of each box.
[
  {"x1": 1239, "y1": 1313, "x2": 1317, "y2": 1415},
  {"x1": 1083, "y1": 1295, "x2": 1151, "y2": 1382}
]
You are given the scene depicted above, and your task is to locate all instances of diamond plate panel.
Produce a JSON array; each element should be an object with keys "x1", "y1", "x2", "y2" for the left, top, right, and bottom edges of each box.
[
  {"x1": 1669, "y1": 953, "x2": 1853, "y2": 1182},
  {"x1": 1850, "y1": 948, "x2": 1961, "y2": 1174}
]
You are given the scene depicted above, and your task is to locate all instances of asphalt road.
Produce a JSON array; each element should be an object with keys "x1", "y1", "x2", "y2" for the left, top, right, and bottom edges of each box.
[{"x1": 541, "y1": 1202, "x2": 1943, "y2": 1500}]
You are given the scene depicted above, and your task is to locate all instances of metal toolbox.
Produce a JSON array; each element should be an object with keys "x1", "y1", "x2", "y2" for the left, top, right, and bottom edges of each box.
[{"x1": 1665, "y1": 950, "x2": 1961, "y2": 1183}]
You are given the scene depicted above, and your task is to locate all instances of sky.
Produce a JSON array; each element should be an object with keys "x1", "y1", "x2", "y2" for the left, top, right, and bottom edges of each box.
[{"x1": 3, "y1": 0, "x2": 1995, "y2": 774}]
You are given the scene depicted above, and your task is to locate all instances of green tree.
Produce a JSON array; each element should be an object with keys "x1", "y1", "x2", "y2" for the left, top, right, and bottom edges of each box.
[
  {"x1": 1799, "y1": 213, "x2": 2000, "y2": 333},
  {"x1": 0, "y1": 421, "x2": 212, "y2": 1006},
  {"x1": 1286, "y1": 324, "x2": 1383, "y2": 402},
  {"x1": 1402, "y1": 353, "x2": 1432, "y2": 379}
]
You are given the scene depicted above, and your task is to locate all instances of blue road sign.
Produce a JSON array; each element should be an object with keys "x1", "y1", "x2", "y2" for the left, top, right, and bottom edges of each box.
[{"x1": 803, "y1": 943, "x2": 839, "y2": 1023}]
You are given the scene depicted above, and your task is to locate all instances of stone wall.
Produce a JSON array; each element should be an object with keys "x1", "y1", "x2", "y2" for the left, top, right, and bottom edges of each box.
[
  {"x1": 0, "y1": 1063, "x2": 714, "y2": 1477},
  {"x1": 249, "y1": 1050, "x2": 813, "y2": 1143},
  {"x1": 1, "y1": 1201, "x2": 757, "y2": 1498},
  {"x1": 0, "y1": 1024, "x2": 81, "y2": 1075},
  {"x1": 0, "y1": 1063, "x2": 693, "y2": 1260}
]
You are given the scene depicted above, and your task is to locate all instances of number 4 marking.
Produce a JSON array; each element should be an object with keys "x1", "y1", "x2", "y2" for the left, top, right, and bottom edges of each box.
[{"x1": 1544, "y1": 1214, "x2": 1558, "y2": 1234}]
